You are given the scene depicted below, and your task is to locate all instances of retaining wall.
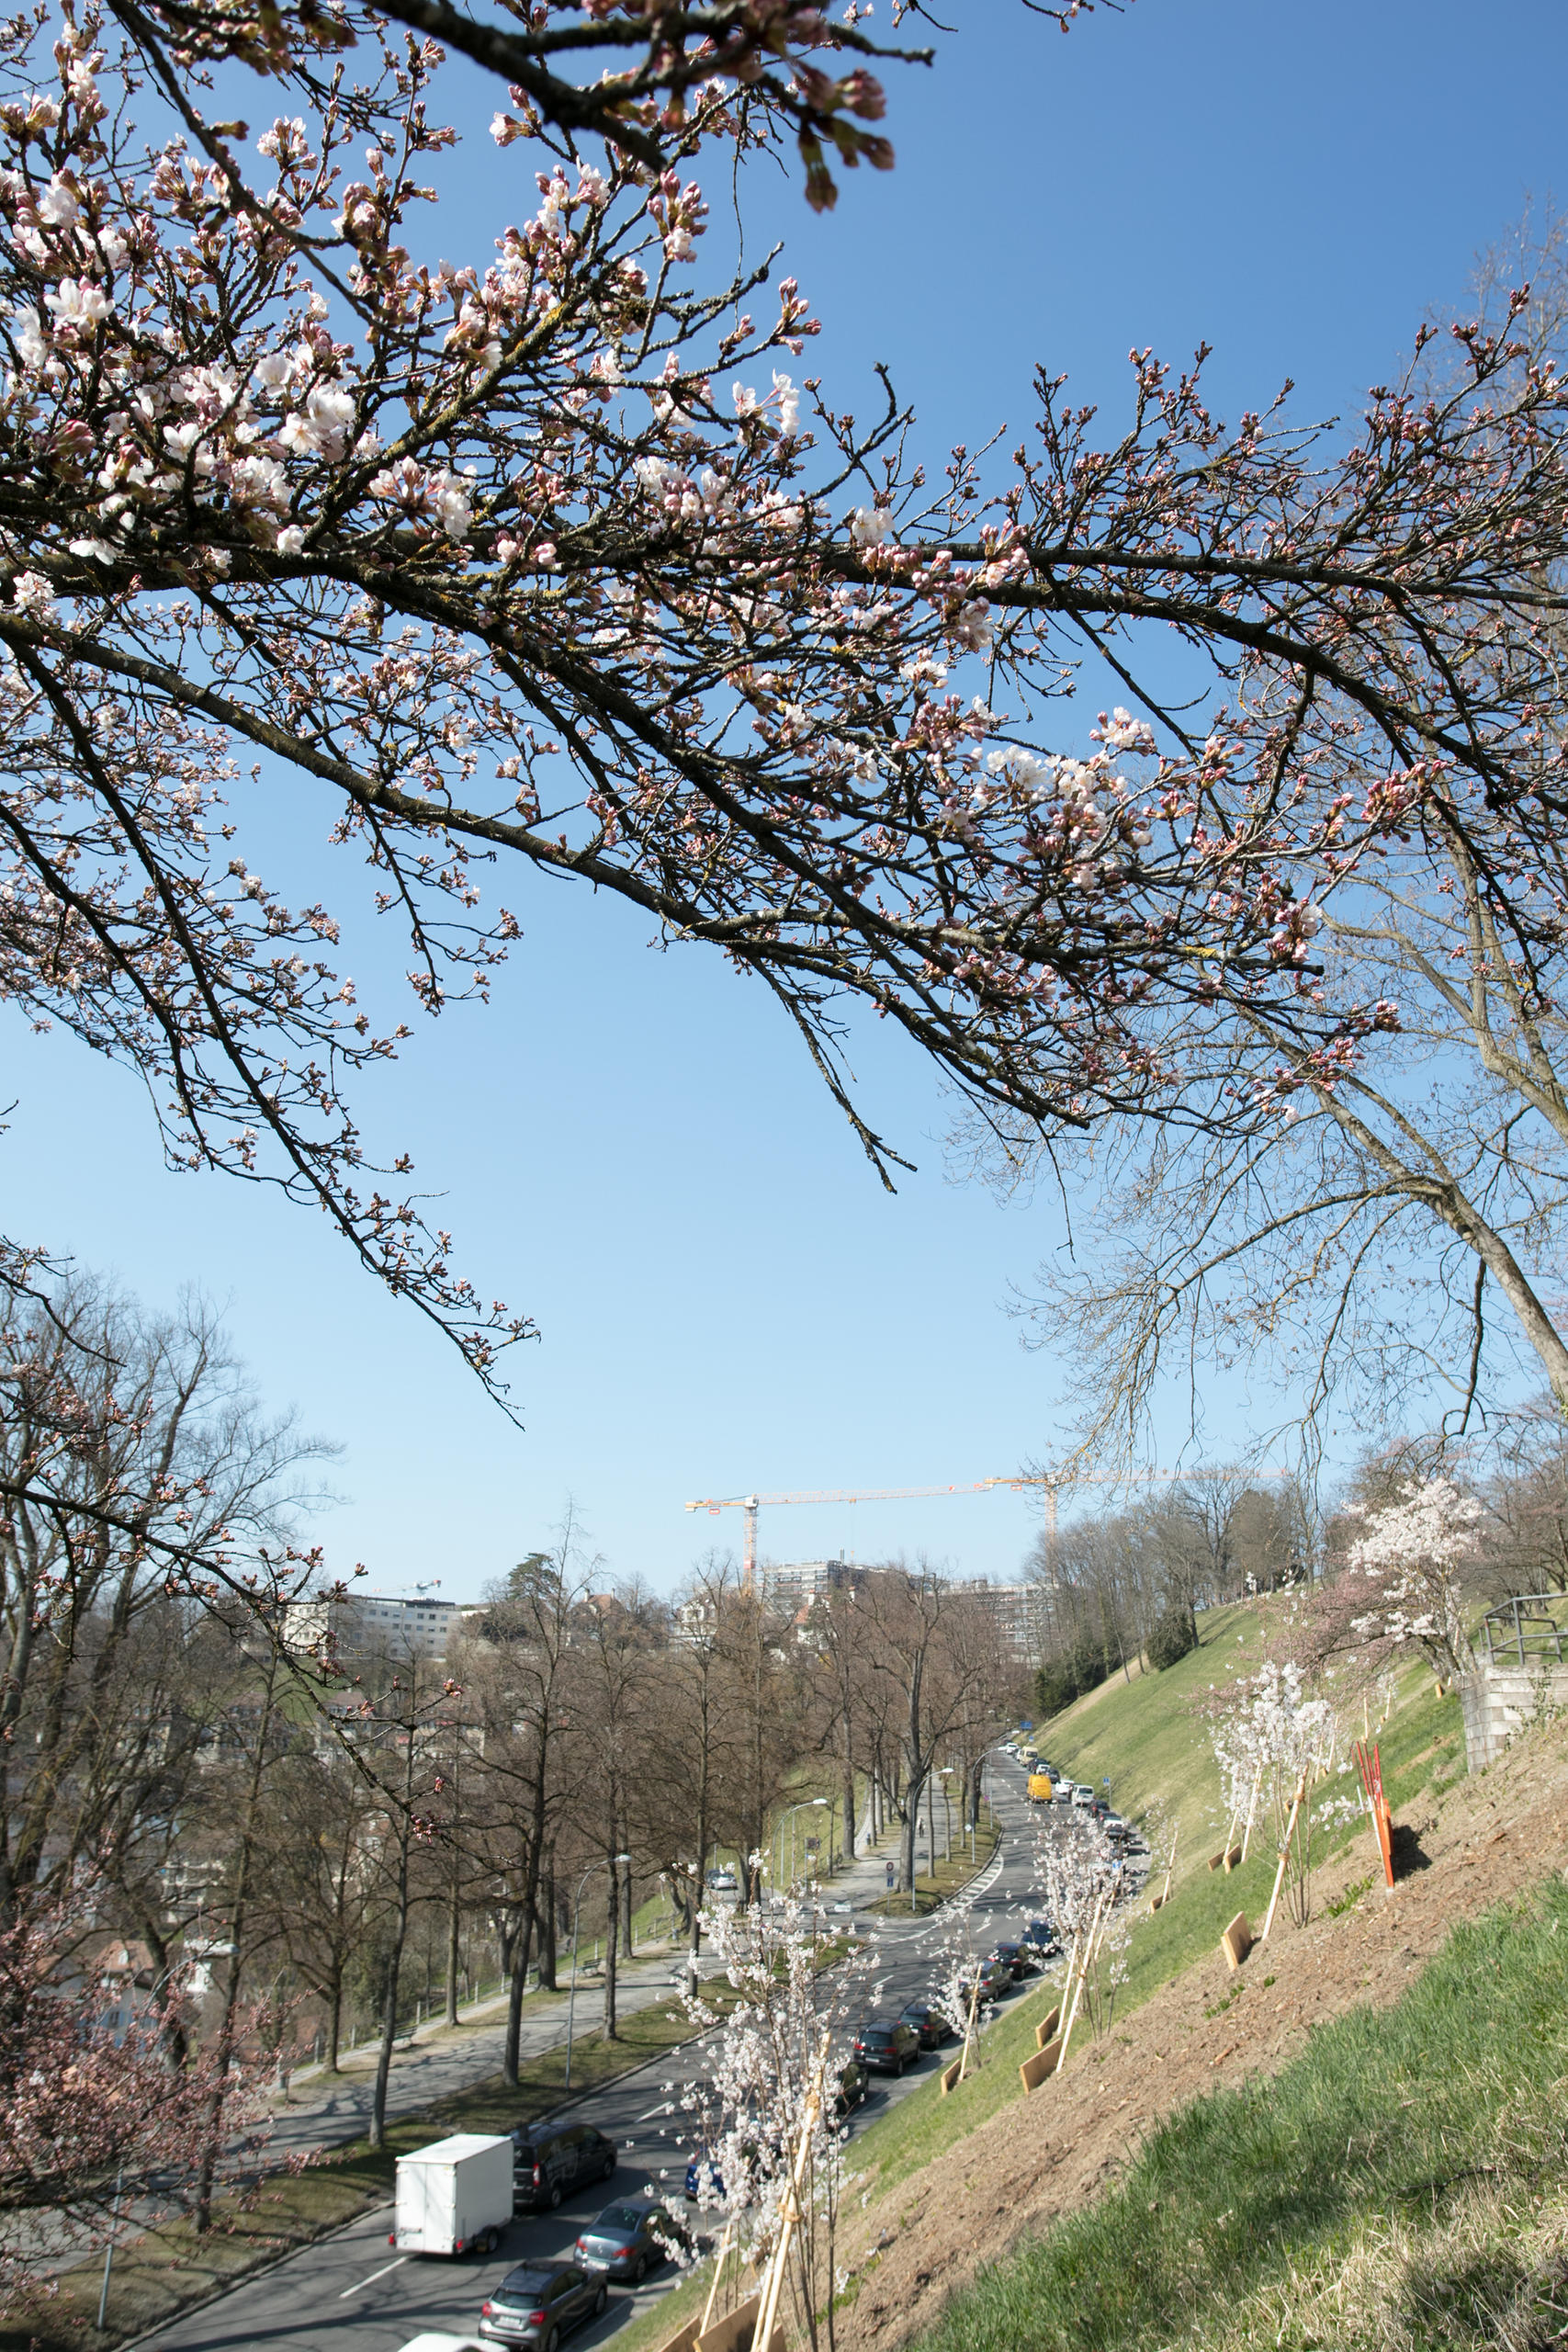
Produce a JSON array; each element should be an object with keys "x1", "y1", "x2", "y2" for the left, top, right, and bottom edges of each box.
[{"x1": 1461, "y1": 1657, "x2": 1568, "y2": 1772}]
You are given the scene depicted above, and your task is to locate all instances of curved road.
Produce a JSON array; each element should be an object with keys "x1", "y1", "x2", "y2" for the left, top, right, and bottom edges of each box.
[{"x1": 131, "y1": 1757, "x2": 1134, "y2": 2352}]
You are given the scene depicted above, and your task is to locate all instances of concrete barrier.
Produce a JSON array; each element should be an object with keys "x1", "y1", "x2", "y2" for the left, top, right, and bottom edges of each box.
[{"x1": 1220, "y1": 1912, "x2": 1252, "y2": 1972}]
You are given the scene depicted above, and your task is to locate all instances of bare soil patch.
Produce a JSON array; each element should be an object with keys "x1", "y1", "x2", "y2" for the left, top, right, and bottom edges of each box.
[{"x1": 834, "y1": 1719, "x2": 1568, "y2": 2352}]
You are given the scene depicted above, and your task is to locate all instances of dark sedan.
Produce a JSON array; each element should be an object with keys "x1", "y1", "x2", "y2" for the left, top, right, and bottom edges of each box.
[
  {"x1": 898, "y1": 2001, "x2": 951, "y2": 2050},
  {"x1": 834, "y1": 2057, "x2": 870, "y2": 2114},
  {"x1": 852, "y1": 2018, "x2": 920, "y2": 2075},
  {"x1": 956, "y1": 1957, "x2": 1011, "y2": 2008},
  {"x1": 573, "y1": 2201, "x2": 687, "y2": 2284},
  {"x1": 479, "y1": 2263, "x2": 607, "y2": 2350},
  {"x1": 1021, "y1": 1917, "x2": 1063, "y2": 1958},
  {"x1": 989, "y1": 1940, "x2": 1041, "y2": 1981}
]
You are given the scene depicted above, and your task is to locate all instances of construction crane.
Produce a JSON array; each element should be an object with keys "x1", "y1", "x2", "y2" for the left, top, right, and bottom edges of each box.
[{"x1": 685, "y1": 1467, "x2": 1292, "y2": 1590}]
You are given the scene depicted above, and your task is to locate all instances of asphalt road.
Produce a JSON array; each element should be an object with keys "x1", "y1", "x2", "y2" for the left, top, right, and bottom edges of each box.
[{"x1": 132, "y1": 1758, "x2": 1136, "y2": 2352}]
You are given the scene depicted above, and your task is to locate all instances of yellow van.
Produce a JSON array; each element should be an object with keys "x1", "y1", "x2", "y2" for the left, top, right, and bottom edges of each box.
[{"x1": 1027, "y1": 1771, "x2": 1054, "y2": 1804}]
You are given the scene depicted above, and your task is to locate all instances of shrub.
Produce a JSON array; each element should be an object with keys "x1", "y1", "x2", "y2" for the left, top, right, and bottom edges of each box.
[{"x1": 1145, "y1": 1609, "x2": 1198, "y2": 1671}]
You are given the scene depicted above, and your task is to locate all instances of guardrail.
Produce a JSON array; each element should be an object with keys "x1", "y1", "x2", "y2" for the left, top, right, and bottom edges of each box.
[{"x1": 1479, "y1": 1590, "x2": 1568, "y2": 1668}]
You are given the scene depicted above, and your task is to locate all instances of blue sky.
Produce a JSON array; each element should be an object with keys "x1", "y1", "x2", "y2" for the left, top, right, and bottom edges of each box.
[{"x1": 12, "y1": 0, "x2": 1568, "y2": 1598}]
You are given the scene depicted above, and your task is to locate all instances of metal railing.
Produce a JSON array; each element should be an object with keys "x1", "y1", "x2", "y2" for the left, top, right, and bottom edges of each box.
[{"x1": 1480, "y1": 1591, "x2": 1568, "y2": 1668}]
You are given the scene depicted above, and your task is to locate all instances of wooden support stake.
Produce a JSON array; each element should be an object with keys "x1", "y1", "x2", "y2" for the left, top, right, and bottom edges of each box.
[
  {"x1": 750, "y1": 2037, "x2": 828, "y2": 2352},
  {"x1": 700, "y1": 2222, "x2": 735, "y2": 2337},
  {"x1": 955, "y1": 1974, "x2": 982, "y2": 2085},
  {"x1": 1055, "y1": 1888, "x2": 1110, "y2": 2077},
  {"x1": 1259, "y1": 1771, "x2": 1308, "y2": 1943},
  {"x1": 1239, "y1": 1762, "x2": 1264, "y2": 1865},
  {"x1": 1155, "y1": 1825, "x2": 1179, "y2": 1910}
]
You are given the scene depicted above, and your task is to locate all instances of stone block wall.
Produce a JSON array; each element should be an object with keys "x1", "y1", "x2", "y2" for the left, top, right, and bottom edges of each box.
[{"x1": 1461, "y1": 1657, "x2": 1568, "y2": 1772}]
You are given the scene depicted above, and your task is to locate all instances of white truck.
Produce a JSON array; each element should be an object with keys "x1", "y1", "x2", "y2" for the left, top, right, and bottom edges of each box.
[{"x1": 392, "y1": 2133, "x2": 514, "y2": 2258}]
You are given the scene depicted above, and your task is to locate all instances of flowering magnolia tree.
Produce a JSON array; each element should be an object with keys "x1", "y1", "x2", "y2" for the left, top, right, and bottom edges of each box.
[
  {"x1": 1340, "y1": 1476, "x2": 1484, "y2": 1692},
  {"x1": 0, "y1": 1, "x2": 1563, "y2": 1388},
  {"x1": 674, "y1": 1894, "x2": 875, "y2": 2348}
]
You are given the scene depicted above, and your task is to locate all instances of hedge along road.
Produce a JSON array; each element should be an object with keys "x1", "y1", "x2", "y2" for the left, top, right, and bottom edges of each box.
[{"x1": 131, "y1": 1758, "x2": 1066, "y2": 2352}]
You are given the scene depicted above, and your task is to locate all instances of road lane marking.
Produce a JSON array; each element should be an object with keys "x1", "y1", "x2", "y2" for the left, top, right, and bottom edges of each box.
[
  {"x1": 338, "y1": 2255, "x2": 408, "y2": 2298},
  {"x1": 638, "y1": 2101, "x2": 675, "y2": 2119}
]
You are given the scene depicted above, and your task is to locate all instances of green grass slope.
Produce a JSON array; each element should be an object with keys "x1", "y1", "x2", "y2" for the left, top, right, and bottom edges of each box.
[
  {"x1": 916, "y1": 1873, "x2": 1568, "y2": 2352},
  {"x1": 1040, "y1": 1599, "x2": 1466, "y2": 1894}
]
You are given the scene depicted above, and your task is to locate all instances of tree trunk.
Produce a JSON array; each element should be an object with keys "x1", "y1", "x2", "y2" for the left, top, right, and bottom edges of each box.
[
  {"x1": 195, "y1": 1673, "x2": 276, "y2": 2232},
  {"x1": 538, "y1": 1871, "x2": 558, "y2": 1990},
  {"x1": 620, "y1": 1855, "x2": 634, "y2": 1960},
  {"x1": 369, "y1": 1710, "x2": 421, "y2": 2152},
  {"x1": 502, "y1": 1901, "x2": 536, "y2": 2088},
  {"x1": 445, "y1": 1865, "x2": 461, "y2": 2028},
  {"x1": 840, "y1": 1730, "x2": 857, "y2": 1865},
  {"x1": 901, "y1": 1772, "x2": 921, "y2": 1903},
  {"x1": 604, "y1": 1853, "x2": 619, "y2": 2040}
]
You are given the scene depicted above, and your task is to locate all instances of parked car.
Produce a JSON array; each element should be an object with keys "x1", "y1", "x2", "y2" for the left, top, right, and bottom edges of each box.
[
  {"x1": 898, "y1": 2000, "x2": 950, "y2": 2050},
  {"x1": 684, "y1": 2125, "x2": 785, "y2": 2203},
  {"x1": 398, "y1": 2337, "x2": 491, "y2": 2352},
  {"x1": 1071, "y1": 1784, "x2": 1097, "y2": 1809},
  {"x1": 479, "y1": 2263, "x2": 607, "y2": 2350},
  {"x1": 833, "y1": 2057, "x2": 870, "y2": 2115},
  {"x1": 706, "y1": 1868, "x2": 739, "y2": 1892},
  {"x1": 1021, "y1": 1917, "x2": 1062, "y2": 1958},
  {"x1": 852, "y1": 2018, "x2": 921, "y2": 2075},
  {"x1": 511, "y1": 2123, "x2": 616, "y2": 2212},
  {"x1": 987, "y1": 1940, "x2": 1040, "y2": 1981},
  {"x1": 573, "y1": 2200, "x2": 687, "y2": 2283},
  {"x1": 956, "y1": 1957, "x2": 1011, "y2": 2009}
]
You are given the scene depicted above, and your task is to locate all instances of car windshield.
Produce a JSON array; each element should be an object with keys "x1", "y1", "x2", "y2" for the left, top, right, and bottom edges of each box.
[{"x1": 597, "y1": 2209, "x2": 645, "y2": 2232}]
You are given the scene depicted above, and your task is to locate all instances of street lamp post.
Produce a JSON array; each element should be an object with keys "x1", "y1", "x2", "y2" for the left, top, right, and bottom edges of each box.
[
  {"x1": 773, "y1": 1800, "x2": 828, "y2": 1895},
  {"x1": 565, "y1": 1853, "x2": 631, "y2": 2092},
  {"x1": 939, "y1": 1768, "x2": 953, "y2": 1864}
]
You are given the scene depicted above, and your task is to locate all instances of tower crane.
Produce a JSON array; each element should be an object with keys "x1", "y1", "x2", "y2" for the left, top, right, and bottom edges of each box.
[{"x1": 684, "y1": 1466, "x2": 1292, "y2": 1591}]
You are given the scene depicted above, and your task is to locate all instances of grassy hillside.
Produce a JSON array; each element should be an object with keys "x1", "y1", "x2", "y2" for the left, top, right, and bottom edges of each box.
[
  {"x1": 1039, "y1": 1598, "x2": 1465, "y2": 1892},
  {"x1": 915, "y1": 1872, "x2": 1568, "y2": 2352}
]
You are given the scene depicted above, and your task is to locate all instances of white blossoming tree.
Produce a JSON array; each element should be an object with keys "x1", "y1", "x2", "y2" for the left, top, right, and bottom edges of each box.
[
  {"x1": 1341, "y1": 1476, "x2": 1484, "y2": 1695},
  {"x1": 674, "y1": 1894, "x2": 876, "y2": 2352},
  {"x1": 1206, "y1": 1660, "x2": 1341, "y2": 1930},
  {"x1": 1034, "y1": 1812, "x2": 1125, "y2": 2059}
]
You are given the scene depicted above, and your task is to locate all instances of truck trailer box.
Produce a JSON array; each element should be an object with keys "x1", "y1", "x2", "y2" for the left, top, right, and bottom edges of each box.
[{"x1": 393, "y1": 2133, "x2": 514, "y2": 2257}]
